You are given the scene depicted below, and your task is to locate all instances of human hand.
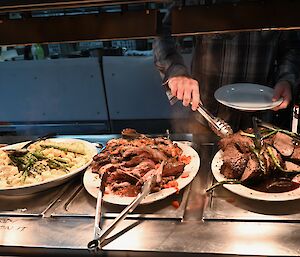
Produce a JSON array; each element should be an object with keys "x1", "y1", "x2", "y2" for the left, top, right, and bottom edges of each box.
[
  {"x1": 167, "y1": 76, "x2": 200, "y2": 111},
  {"x1": 272, "y1": 81, "x2": 292, "y2": 111}
]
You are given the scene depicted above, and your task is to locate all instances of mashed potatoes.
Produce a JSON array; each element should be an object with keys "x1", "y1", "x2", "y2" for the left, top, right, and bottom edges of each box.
[{"x1": 0, "y1": 139, "x2": 93, "y2": 188}]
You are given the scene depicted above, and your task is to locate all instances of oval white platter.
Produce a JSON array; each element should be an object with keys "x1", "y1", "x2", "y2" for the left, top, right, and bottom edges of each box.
[
  {"x1": 83, "y1": 141, "x2": 200, "y2": 205},
  {"x1": 0, "y1": 138, "x2": 97, "y2": 196},
  {"x1": 211, "y1": 150, "x2": 300, "y2": 201}
]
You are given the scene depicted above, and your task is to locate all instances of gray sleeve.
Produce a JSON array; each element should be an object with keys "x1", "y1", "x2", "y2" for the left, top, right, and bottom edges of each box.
[
  {"x1": 276, "y1": 31, "x2": 300, "y2": 90},
  {"x1": 152, "y1": 6, "x2": 190, "y2": 83}
]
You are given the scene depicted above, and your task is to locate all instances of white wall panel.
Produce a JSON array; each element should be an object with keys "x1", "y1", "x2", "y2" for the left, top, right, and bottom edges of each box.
[
  {"x1": 103, "y1": 55, "x2": 192, "y2": 120},
  {"x1": 0, "y1": 58, "x2": 108, "y2": 122}
]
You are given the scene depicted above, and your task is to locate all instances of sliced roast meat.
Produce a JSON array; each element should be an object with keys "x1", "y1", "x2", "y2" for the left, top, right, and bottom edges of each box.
[
  {"x1": 273, "y1": 132, "x2": 294, "y2": 157},
  {"x1": 106, "y1": 169, "x2": 138, "y2": 184},
  {"x1": 93, "y1": 163, "x2": 119, "y2": 174},
  {"x1": 292, "y1": 174, "x2": 300, "y2": 184},
  {"x1": 111, "y1": 181, "x2": 131, "y2": 191},
  {"x1": 122, "y1": 147, "x2": 147, "y2": 158},
  {"x1": 240, "y1": 155, "x2": 261, "y2": 182},
  {"x1": 90, "y1": 130, "x2": 192, "y2": 197},
  {"x1": 129, "y1": 160, "x2": 156, "y2": 178},
  {"x1": 222, "y1": 145, "x2": 249, "y2": 179},
  {"x1": 162, "y1": 160, "x2": 185, "y2": 177},
  {"x1": 291, "y1": 145, "x2": 300, "y2": 161},
  {"x1": 218, "y1": 127, "x2": 300, "y2": 193},
  {"x1": 220, "y1": 163, "x2": 237, "y2": 179},
  {"x1": 123, "y1": 155, "x2": 152, "y2": 167},
  {"x1": 140, "y1": 146, "x2": 167, "y2": 162},
  {"x1": 219, "y1": 131, "x2": 254, "y2": 153},
  {"x1": 285, "y1": 161, "x2": 300, "y2": 172},
  {"x1": 113, "y1": 184, "x2": 141, "y2": 197}
]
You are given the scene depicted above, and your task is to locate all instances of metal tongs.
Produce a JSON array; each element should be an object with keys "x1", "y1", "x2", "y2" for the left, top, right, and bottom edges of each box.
[
  {"x1": 196, "y1": 104, "x2": 233, "y2": 138},
  {"x1": 87, "y1": 174, "x2": 156, "y2": 253},
  {"x1": 164, "y1": 86, "x2": 232, "y2": 138},
  {"x1": 252, "y1": 117, "x2": 263, "y2": 149},
  {"x1": 4, "y1": 132, "x2": 57, "y2": 156}
]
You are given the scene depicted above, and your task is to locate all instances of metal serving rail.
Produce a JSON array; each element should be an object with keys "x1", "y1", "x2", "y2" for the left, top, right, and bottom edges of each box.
[{"x1": 0, "y1": 132, "x2": 300, "y2": 257}]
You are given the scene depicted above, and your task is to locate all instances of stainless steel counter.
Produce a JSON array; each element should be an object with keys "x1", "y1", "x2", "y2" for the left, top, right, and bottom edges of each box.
[{"x1": 1, "y1": 133, "x2": 300, "y2": 257}]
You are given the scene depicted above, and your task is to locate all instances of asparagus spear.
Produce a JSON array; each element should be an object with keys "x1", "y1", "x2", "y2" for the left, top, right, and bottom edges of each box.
[
  {"x1": 40, "y1": 144, "x2": 85, "y2": 155},
  {"x1": 206, "y1": 179, "x2": 242, "y2": 192}
]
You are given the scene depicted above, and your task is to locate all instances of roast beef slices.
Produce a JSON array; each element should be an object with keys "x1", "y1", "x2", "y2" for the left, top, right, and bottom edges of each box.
[
  {"x1": 123, "y1": 156, "x2": 155, "y2": 168},
  {"x1": 273, "y1": 132, "x2": 294, "y2": 157},
  {"x1": 291, "y1": 145, "x2": 300, "y2": 162},
  {"x1": 129, "y1": 160, "x2": 156, "y2": 178},
  {"x1": 162, "y1": 160, "x2": 185, "y2": 177},
  {"x1": 221, "y1": 145, "x2": 249, "y2": 179},
  {"x1": 292, "y1": 174, "x2": 300, "y2": 184},
  {"x1": 112, "y1": 184, "x2": 140, "y2": 197},
  {"x1": 219, "y1": 132, "x2": 254, "y2": 153},
  {"x1": 240, "y1": 156, "x2": 261, "y2": 182},
  {"x1": 91, "y1": 151, "x2": 111, "y2": 171},
  {"x1": 106, "y1": 170, "x2": 138, "y2": 185},
  {"x1": 285, "y1": 161, "x2": 300, "y2": 172},
  {"x1": 92, "y1": 163, "x2": 118, "y2": 174},
  {"x1": 154, "y1": 138, "x2": 183, "y2": 157}
]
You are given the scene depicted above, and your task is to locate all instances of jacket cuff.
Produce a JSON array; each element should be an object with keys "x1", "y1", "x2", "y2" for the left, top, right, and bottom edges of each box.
[{"x1": 163, "y1": 63, "x2": 191, "y2": 84}]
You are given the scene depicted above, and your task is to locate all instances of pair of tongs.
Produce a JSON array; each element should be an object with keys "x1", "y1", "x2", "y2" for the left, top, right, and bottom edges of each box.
[
  {"x1": 252, "y1": 117, "x2": 263, "y2": 149},
  {"x1": 196, "y1": 104, "x2": 233, "y2": 138},
  {"x1": 87, "y1": 174, "x2": 156, "y2": 253},
  {"x1": 5, "y1": 132, "x2": 57, "y2": 156},
  {"x1": 164, "y1": 86, "x2": 233, "y2": 138}
]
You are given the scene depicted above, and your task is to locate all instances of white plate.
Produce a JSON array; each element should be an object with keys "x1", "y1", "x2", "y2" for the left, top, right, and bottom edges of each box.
[
  {"x1": 211, "y1": 150, "x2": 300, "y2": 201},
  {"x1": 214, "y1": 83, "x2": 283, "y2": 111},
  {"x1": 0, "y1": 138, "x2": 98, "y2": 196},
  {"x1": 83, "y1": 141, "x2": 200, "y2": 205}
]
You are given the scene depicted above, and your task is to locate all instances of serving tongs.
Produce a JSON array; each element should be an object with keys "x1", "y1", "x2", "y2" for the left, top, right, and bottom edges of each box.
[
  {"x1": 196, "y1": 104, "x2": 233, "y2": 138},
  {"x1": 163, "y1": 86, "x2": 232, "y2": 138},
  {"x1": 252, "y1": 117, "x2": 263, "y2": 149},
  {"x1": 87, "y1": 174, "x2": 156, "y2": 253},
  {"x1": 4, "y1": 132, "x2": 57, "y2": 156}
]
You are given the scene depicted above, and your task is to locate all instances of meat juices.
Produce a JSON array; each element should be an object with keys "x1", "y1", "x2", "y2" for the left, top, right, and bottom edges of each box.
[{"x1": 219, "y1": 129, "x2": 300, "y2": 193}]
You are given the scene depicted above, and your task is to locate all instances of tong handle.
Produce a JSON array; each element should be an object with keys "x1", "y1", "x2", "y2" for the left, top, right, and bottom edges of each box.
[
  {"x1": 21, "y1": 132, "x2": 57, "y2": 149},
  {"x1": 99, "y1": 177, "x2": 153, "y2": 244},
  {"x1": 88, "y1": 175, "x2": 154, "y2": 252},
  {"x1": 196, "y1": 105, "x2": 219, "y2": 129}
]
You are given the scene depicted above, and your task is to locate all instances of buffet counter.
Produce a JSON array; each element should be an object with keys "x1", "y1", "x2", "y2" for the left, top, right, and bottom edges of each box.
[{"x1": 0, "y1": 131, "x2": 300, "y2": 257}]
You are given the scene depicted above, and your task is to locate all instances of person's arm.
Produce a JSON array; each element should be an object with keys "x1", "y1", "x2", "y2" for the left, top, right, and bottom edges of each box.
[
  {"x1": 153, "y1": 7, "x2": 200, "y2": 111},
  {"x1": 272, "y1": 31, "x2": 300, "y2": 111},
  {"x1": 153, "y1": 6, "x2": 189, "y2": 81}
]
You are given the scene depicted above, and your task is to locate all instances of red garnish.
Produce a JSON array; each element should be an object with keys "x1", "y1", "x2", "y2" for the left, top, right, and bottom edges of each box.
[
  {"x1": 179, "y1": 155, "x2": 191, "y2": 165},
  {"x1": 171, "y1": 200, "x2": 180, "y2": 209}
]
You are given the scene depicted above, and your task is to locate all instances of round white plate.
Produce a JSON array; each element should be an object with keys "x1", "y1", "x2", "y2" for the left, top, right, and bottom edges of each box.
[
  {"x1": 214, "y1": 83, "x2": 283, "y2": 111},
  {"x1": 211, "y1": 150, "x2": 300, "y2": 201},
  {"x1": 0, "y1": 138, "x2": 98, "y2": 196},
  {"x1": 83, "y1": 141, "x2": 200, "y2": 205}
]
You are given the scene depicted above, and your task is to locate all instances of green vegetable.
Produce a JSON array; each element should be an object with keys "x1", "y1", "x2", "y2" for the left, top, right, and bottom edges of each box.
[
  {"x1": 250, "y1": 146, "x2": 267, "y2": 175},
  {"x1": 206, "y1": 179, "x2": 242, "y2": 192},
  {"x1": 267, "y1": 146, "x2": 300, "y2": 174},
  {"x1": 40, "y1": 144, "x2": 85, "y2": 155}
]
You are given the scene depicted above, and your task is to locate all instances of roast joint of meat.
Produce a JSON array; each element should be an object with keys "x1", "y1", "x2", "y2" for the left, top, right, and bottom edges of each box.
[
  {"x1": 91, "y1": 129, "x2": 191, "y2": 197},
  {"x1": 219, "y1": 128, "x2": 300, "y2": 193}
]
